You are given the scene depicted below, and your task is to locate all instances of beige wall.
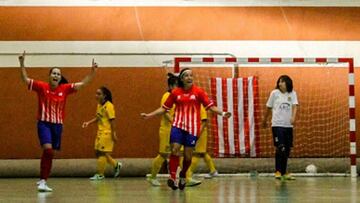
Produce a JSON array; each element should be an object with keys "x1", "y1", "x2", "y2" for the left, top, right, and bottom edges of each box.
[{"x1": 0, "y1": 7, "x2": 360, "y2": 40}]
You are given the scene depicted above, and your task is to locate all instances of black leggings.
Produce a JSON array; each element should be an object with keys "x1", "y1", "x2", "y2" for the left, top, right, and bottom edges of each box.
[
  {"x1": 272, "y1": 127, "x2": 293, "y2": 175},
  {"x1": 275, "y1": 145, "x2": 291, "y2": 175}
]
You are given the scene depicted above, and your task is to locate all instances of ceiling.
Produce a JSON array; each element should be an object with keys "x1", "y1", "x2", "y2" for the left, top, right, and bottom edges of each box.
[{"x1": 1, "y1": 0, "x2": 360, "y2": 7}]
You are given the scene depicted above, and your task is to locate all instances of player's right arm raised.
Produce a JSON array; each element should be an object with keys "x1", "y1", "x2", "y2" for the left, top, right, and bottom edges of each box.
[{"x1": 19, "y1": 51, "x2": 31, "y2": 85}]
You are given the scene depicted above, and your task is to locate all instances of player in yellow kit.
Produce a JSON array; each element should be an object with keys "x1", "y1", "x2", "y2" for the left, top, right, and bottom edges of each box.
[
  {"x1": 82, "y1": 86, "x2": 122, "y2": 180},
  {"x1": 147, "y1": 73, "x2": 178, "y2": 186},
  {"x1": 186, "y1": 105, "x2": 218, "y2": 186}
]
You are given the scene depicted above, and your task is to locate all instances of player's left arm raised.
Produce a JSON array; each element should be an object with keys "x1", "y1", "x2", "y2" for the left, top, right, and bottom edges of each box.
[{"x1": 74, "y1": 59, "x2": 98, "y2": 90}]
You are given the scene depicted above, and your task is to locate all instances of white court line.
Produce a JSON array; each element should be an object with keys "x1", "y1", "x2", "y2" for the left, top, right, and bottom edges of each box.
[{"x1": 146, "y1": 173, "x2": 351, "y2": 178}]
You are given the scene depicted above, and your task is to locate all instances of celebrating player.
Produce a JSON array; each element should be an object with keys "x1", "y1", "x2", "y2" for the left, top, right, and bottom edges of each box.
[
  {"x1": 262, "y1": 75, "x2": 298, "y2": 180},
  {"x1": 19, "y1": 51, "x2": 97, "y2": 192},
  {"x1": 82, "y1": 86, "x2": 122, "y2": 181},
  {"x1": 141, "y1": 68, "x2": 231, "y2": 190}
]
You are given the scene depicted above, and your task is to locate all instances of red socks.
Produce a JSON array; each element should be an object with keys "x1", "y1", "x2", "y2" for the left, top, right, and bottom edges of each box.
[
  {"x1": 169, "y1": 155, "x2": 179, "y2": 180},
  {"x1": 40, "y1": 149, "x2": 54, "y2": 180}
]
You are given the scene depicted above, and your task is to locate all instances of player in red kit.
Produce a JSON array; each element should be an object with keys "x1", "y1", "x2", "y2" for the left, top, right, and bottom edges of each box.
[
  {"x1": 141, "y1": 68, "x2": 231, "y2": 190},
  {"x1": 19, "y1": 51, "x2": 97, "y2": 192}
]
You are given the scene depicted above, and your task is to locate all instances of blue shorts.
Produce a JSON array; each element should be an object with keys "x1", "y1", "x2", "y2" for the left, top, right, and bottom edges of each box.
[
  {"x1": 170, "y1": 127, "x2": 198, "y2": 147},
  {"x1": 37, "y1": 121, "x2": 63, "y2": 150},
  {"x1": 272, "y1": 127, "x2": 293, "y2": 148}
]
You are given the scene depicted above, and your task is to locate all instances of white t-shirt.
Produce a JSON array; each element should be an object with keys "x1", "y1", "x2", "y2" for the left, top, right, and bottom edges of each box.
[{"x1": 266, "y1": 89, "x2": 298, "y2": 128}]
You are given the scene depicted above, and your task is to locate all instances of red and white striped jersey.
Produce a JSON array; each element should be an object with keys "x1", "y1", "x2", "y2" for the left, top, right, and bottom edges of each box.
[
  {"x1": 28, "y1": 79, "x2": 76, "y2": 124},
  {"x1": 163, "y1": 85, "x2": 214, "y2": 136}
]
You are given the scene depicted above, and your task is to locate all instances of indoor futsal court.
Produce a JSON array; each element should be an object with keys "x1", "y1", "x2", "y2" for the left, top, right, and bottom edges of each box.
[
  {"x1": 0, "y1": 0, "x2": 360, "y2": 202},
  {"x1": 0, "y1": 177, "x2": 358, "y2": 202}
]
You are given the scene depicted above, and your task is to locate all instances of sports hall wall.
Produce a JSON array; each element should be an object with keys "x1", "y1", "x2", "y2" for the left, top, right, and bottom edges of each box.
[{"x1": 1, "y1": 6, "x2": 360, "y2": 159}]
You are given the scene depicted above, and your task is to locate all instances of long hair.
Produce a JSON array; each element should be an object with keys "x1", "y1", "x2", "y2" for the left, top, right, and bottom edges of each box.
[
  {"x1": 276, "y1": 75, "x2": 293, "y2": 92},
  {"x1": 99, "y1": 86, "x2": 113, "y2": 103},
  {"x1": 167, "y1": 73, "x2": 178, "y2": 92},
  {"x1": 178, "y1": 68, "x2": 191, "y2": 88},
  {"x1": 49, "y1": 67, "x2": 68, "y2": 84}
]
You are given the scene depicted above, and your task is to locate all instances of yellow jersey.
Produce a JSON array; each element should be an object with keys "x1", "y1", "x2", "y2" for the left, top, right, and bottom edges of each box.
[
  {"x1": 200, "y1": 104, "x2": 207, "y2": 121},
  {"x1": 195, "y1": 105, "x2": 208, "y2": 152},
  {"x1": 96, "y1": 101, "x2": 115, "y2": 133},
  {"x1": 160, "y1": 92, "x2": 175, "y2": 129}
]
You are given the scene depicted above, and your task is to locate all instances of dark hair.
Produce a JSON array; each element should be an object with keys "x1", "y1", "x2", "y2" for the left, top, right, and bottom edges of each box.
[
  {"x1": 178, "y1": 68, "x2": 191, "y2": 88},
  {"x1": 49, "y1": 67, "x2": 68, "y2": 84},
  {"x1": 99, "y1": 86, "x2": 113, "y2": 103},
  {"x1": 167, "y1": 73, "x2": 178, "y2": 92},
  {"x1": 276, "y1": 75, "x2": 293, "y2": 92}
]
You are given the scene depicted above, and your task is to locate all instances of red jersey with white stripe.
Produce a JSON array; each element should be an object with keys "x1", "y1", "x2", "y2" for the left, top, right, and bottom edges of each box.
[
  {"x1": 28, "y1": 79, "x2": 76, "y2": 124},
  {"x1": 163, "y1": 85, "x2": 214, "y2": 136}
]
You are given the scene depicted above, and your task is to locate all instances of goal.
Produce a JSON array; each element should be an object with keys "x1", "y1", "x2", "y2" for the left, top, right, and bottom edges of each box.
[{"x1": 169, "y1": 57, "x2": 356, "y2": 177}]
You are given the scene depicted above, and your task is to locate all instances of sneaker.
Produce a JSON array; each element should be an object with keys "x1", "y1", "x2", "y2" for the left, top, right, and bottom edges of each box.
[
  {"x1": 167, "y1": 178, "x2": 178, "y2": 190},
  {"x1": 274, "y1": 171, "x2": 282, "y2": 179},
  {"x1": 284, "y1": 173, "x2": 296, "y2": 180},
  {"x1": 178, "y1": 178, "x2": 186, "y2": 190},
  {"x1": 37, "y1": 180, "x2": 53, "y2": 192},
  {"x1": 186, "y1": 178, "x2": 202, "y2": 187},
  {"x1": 147, "y1": 177, "x2": 161, "y2": 186},
  {"x1": 204, "y1": 170, "x2": 219, "y2": 179},
  {"x1": 114, "y1": 162, "x2": 122, "y2": 178},
  {"x1": 90, "y1": 174, "x2": 105, "y2": 181},
  {"x1": 280, "y1": 175, "x2": 286, "y2": 181}
]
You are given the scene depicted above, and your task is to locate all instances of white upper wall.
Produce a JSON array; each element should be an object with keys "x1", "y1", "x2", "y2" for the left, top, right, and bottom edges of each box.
[
  {"x1": 1, "y1": 41, "x2": 360, "y2": 67},
  {"x1": 1, "y1": 0, "x2": 360, "y2": 7}
]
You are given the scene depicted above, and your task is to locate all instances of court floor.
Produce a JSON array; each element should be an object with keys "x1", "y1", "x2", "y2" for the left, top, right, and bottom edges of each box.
[{"x1": 0, "y1": 176, "x2": 358, "y2": 203}]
